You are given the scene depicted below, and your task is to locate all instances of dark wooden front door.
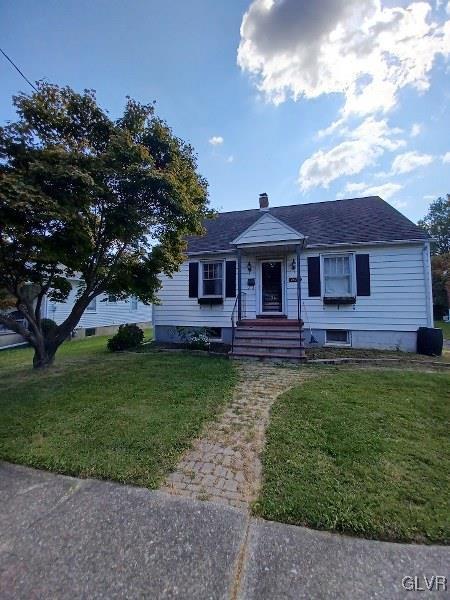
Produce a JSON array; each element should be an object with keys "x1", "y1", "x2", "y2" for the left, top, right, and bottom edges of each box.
[{"x1": 261, "y1": 261, "x2": 283, "y2": 313}]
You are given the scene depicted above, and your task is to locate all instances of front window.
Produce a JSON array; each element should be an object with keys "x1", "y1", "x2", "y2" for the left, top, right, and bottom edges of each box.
[
  {"x1": 202, "y1": 261, "x2": 223, "y2": 297},
  {"x1": 323, "y1": 255, "x2": 352, "y2": 297}
]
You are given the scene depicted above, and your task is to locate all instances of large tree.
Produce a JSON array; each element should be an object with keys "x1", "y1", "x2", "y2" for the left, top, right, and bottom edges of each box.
[
  {"x1": 0, "y1": 83, "x2": 210, "y2": 368},
  {"x1": 430, "y1": 253, "x2": 450, "y2": 320},
  {"x1": 418, "y1": 194, "x2": 450, "y2": 255}
]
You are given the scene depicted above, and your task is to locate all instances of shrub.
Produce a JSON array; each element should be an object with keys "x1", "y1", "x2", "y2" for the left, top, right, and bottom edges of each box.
[
  {"x1": 107, "y1": 324, "x2": 144, "y2": 352},
  {"x1": 41, "y1": 318, "x2": 58, "y2": 337},
  {"x1": 176, "y1": 326, "x2": 211, "y2": 350}
]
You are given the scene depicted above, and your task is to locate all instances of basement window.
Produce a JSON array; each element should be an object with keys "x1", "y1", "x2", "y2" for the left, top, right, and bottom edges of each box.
[
  {"x1": 208, "y1": 327, "x2": 222, "y2": 340},
  {"x1": 325, "y1": 330, "x2": 351, "y2": 346},
  {"x1": 85, "y1": 328, "x2": 96, "y2": 337}
]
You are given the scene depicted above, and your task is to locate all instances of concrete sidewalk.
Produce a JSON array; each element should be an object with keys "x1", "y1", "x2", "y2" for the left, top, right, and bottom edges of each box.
[{"x1": 0, "y1": 463, "x2": 448, "y2": 599}]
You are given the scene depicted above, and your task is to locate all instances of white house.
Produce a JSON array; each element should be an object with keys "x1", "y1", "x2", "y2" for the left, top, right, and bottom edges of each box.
[
  {"x1": 0, "y1": 280, "x2": 152, "y2": 349},
  {"x1": 44, "y1": 279, "x2": 152, "y2": 338},
  {"x1": 153, "y1": 194, "x2": 433, "y2": 358}
]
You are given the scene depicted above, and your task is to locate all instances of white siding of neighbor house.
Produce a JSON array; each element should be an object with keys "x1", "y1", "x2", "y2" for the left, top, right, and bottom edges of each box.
[
  {"x1": 46, "y1": 281, "x2": 152, "y2": 329},
  {"x1": 232, "y1": 212, "x2": 302, "y2": 246},
  {"x1": 153, "y1": 243, "x2": 429, "y2": 332}
]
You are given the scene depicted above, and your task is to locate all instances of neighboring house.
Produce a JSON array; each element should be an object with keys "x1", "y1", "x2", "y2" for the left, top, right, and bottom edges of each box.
[
  {"x1": 44, "y1": 279, "x2": 152, "y2": 338},
  {"x1": 1, "y1": 282, "x2": 152, "y2": 349},
  {"x1": 153, "y1": 194, "x2": 433, "y2": 358},
  {"x1": 0, "y1": 310, "x2": 29, "y2": 350}
]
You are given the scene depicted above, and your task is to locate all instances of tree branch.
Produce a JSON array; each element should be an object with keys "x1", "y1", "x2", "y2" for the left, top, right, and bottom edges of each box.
[{"x1": 0, "y1": 313, "x2": 32, "y2": 341}]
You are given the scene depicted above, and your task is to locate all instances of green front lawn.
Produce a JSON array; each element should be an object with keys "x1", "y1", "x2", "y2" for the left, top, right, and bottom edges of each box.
[
  {"x1": 0, "y1": 335, "x2": 235, "y2": 488},
  {"x1": 255, "y1": 369, "x2": 449, "y2": 543},
  {"x1": 435, "y1": 320, "x2": 450, "y2": 340}
]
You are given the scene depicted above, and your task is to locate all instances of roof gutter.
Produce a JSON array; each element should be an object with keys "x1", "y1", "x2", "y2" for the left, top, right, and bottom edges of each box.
[
  {"x1": 186, "y1": 238, "x2": 429, "y2": 256},
  {"x1": 306, "y1": 238, "x2": 430, "y2": 249}
]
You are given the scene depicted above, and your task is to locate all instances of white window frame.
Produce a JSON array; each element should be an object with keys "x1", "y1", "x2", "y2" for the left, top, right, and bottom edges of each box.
[
  {"x1": 325, "y1": 329, "x2": 351, "y2": 347},
  {"x1": 86, "y1": 297, "x2": 97, "y2": 312},
  {"x1": 200, "y1": 260, "x2": 225, "y2": 298},
  {"x1": 321, "y1": 253, "x2": 355, "y2": 298}
]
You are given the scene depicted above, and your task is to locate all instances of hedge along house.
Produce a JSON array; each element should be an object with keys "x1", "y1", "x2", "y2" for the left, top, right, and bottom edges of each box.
[{"x1": 153, "y1": 194, "x2": 433, "y2": 359}]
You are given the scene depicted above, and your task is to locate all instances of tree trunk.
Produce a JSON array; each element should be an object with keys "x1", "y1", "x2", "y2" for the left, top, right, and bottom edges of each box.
[{"x1": 32, "y1": 341, "x2": 57, "y2": 369}]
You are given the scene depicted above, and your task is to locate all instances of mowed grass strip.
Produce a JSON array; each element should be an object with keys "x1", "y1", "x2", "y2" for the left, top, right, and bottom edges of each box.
[
  {"x1": 0, "y1": 336, "x2": 236, "y2": 488},
  {"x1": 435, "y1": 320, "x2": 450, "y2": 340},
  {"x1": 255, "y1": 369, "x2": 449, "y2": 543}
]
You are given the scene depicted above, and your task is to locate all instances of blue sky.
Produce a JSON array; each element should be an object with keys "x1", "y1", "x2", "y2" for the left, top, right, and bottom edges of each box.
[{"x1": 1, "y1": 0, "x2": 449, "y2": 223}]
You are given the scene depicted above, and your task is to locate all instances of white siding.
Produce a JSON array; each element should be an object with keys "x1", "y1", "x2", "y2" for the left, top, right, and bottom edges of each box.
[
  {"x1": 154, "y1": 256, "x2": 236, "y2": 326},
  {"x1": 232, "y1": 212, "x2": 302, "y2": 246},
  {"x1": 154, "y1": 243, "x2": 429, "y2": 333},
  {"x1": 46, "y1": 281, "x2": 152, "y2": 329},
  {"x1": 294, "y1": 244, "x2": 428, "y2": 332}
]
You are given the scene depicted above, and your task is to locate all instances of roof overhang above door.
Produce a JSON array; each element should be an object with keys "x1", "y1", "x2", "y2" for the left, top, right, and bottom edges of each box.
[{"x1": 231, "y1": 212, "x2": 306, "y2": 249}]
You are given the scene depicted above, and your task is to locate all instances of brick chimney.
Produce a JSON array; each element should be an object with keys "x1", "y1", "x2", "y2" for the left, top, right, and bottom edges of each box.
[{"x1": 259, "y1": 192, "x2": 269, "y2": 210}]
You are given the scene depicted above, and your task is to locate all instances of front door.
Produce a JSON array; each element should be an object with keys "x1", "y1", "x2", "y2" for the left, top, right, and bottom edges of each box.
[{"x1": 260, "y1": 260, "x2": 283, "y2": 314}]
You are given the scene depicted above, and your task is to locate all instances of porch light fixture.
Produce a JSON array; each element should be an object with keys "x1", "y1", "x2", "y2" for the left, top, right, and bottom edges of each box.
[
  {"x1": 247, "y1": 261, "x2": 252, "y2": 273},
  {"x1": 291, "y1": 258, "x2": 296, "y2": 271}
]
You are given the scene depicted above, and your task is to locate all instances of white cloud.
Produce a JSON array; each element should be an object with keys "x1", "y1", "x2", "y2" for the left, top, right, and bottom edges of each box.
[
  {"x1": 238, "y1": 0, "x2": 450, "y2": 118},
  {"x1": 391, "y1": 151, "x2": 434, "y2": 174},
  {"x1": 299, "y1": 117, "x2": 405, "y2": 190},
  {"x1": 340, "y1": 181, "x2": 403, "y2": 200},
  {"x1": 410, "y1": 123, "x2": 422, "y2": 137},
  {"x1": 423, "y1": 193, "x2": 438, "y2": 200},
  {"x1": 226, "y1": 155, "x2": 234, "y2": 163},
  {"x1": 392, "y1": 199, "x2": 408, "y2": 209},
  {"x1": 345, "y1": 182, "x2": 368, "y2": 193},
  {"x1": 442, "y1": 151, "x2": 450, "y2": 162},
  {"x1": 209, "y1": 136, "x2": 224, "y2": 146}
]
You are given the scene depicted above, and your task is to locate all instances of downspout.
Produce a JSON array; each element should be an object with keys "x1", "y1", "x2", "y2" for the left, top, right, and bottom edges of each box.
[
  {"x1": 237, "y1": 248, "x2": 242, "y2": 322},
  {"x1": 296, "y1": 244, "x2": 302, "y2": 323},
  {"x1": 422, "y1": 241, "x2": 434, "y2": 327},
  {"x1": 296, "y1": 244, "x2": 305, "y2": 360}
]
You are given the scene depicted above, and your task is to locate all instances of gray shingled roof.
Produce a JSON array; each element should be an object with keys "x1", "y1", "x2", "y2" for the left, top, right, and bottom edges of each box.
[{"x1": 186, "y1": 196, "x2": 428, "y2": 253}]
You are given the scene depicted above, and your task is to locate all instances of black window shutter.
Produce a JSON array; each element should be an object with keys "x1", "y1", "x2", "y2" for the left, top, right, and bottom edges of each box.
[
  {"x1": 356, "y1": 254, "x2": 371, "y2": 296},
  {"x1": 188, "y1": 262, "x2": 199, "y2": 298},
  {"x1": 225, "y1": 260, "x2": 237, "y2": 297},
  {"x1": 307, "y1": 256, "x2": 321, "y2": 297}
]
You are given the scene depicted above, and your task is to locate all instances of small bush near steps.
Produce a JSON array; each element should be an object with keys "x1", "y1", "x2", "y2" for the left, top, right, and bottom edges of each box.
[{"x1": 107, "y1": 324, "x2": 144, "y2": 352}]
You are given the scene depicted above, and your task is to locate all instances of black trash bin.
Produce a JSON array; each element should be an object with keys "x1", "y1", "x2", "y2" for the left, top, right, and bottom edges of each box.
[{"x1": 417, "y1": 327, "x2": 443, "y2": 356}]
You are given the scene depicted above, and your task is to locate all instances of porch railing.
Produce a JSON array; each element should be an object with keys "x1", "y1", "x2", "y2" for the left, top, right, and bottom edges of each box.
[{"x1": 231, "y1": 292, "x2": 246, "y2": 353}]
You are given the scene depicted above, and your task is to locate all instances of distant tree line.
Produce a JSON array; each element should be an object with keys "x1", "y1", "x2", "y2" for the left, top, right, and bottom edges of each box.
[{"x1": 418, "y1": 195, "x2": 450, "y2": 320}]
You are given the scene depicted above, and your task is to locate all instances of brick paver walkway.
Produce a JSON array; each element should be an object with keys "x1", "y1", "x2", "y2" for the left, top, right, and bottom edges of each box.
[{"x1": 161, "y1": 361, "x2": 310, "y2": 510}]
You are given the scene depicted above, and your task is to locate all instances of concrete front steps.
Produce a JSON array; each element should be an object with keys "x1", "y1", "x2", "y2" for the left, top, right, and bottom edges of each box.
[{"x1": 230, "y1": 319, "x2": 306, "y2": 361}]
